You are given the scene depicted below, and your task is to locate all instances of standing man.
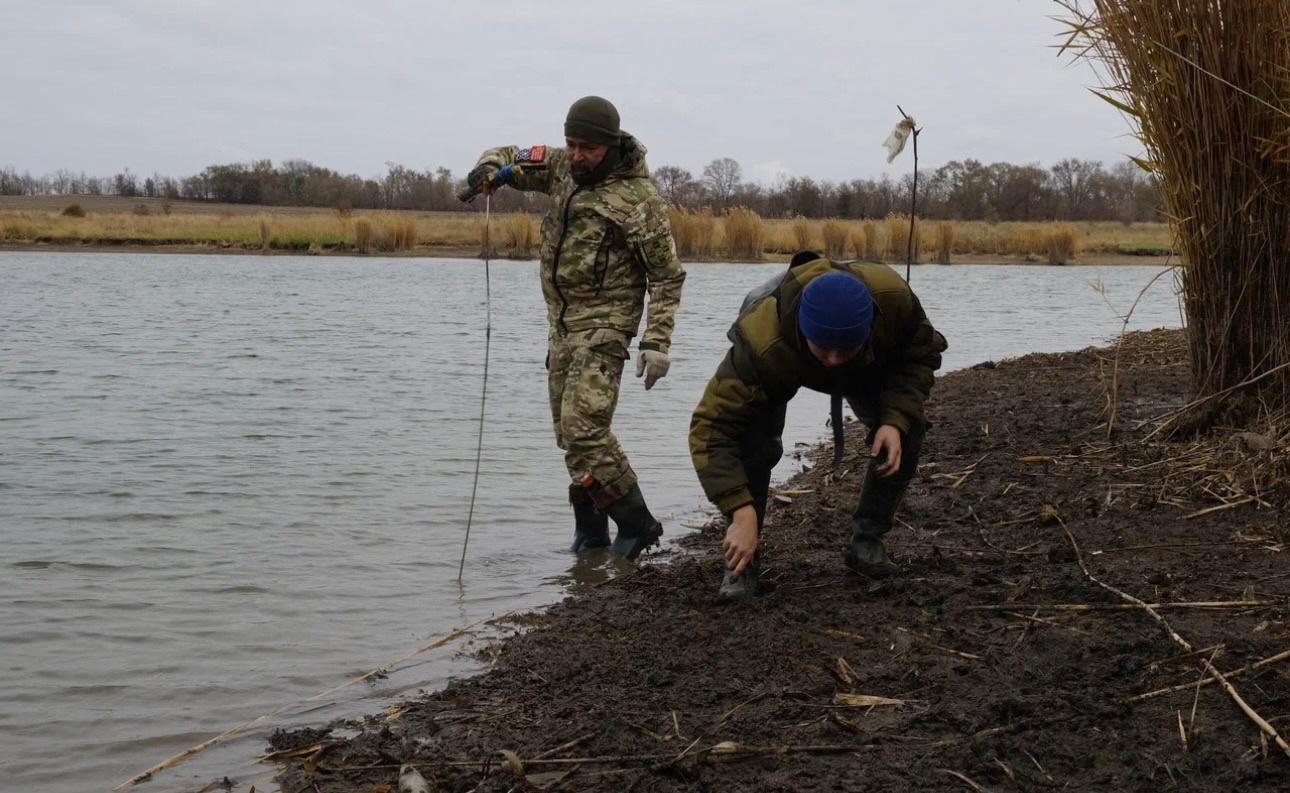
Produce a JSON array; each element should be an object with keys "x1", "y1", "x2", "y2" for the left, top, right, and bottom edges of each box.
[
  {"x1": 689, "y1": 253, "x2": 946, "y2": 599},
  {"x1": 462, "y1": 96, "x2": 685, "y2": 560}
]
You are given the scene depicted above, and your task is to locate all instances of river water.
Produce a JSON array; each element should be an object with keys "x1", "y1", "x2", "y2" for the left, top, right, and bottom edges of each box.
[{"x1": 0, "y1": 252, "x2": 1182, "y2": 792}]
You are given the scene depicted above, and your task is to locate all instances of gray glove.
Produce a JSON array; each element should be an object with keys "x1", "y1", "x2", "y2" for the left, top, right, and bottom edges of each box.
[{"x1": 635, "y1": 350, "x2": 670, "y2": 390}]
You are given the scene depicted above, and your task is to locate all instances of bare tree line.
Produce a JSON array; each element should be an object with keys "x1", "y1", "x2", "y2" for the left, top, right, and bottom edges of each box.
[{"x1": 0, "y1": 155, "x2": 1160, "y2": 222}]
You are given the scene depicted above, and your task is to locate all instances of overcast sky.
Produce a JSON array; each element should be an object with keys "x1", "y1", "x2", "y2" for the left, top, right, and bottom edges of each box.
[{"x1": 3, "y1": 0, "x2": 1137, "y2": 184}]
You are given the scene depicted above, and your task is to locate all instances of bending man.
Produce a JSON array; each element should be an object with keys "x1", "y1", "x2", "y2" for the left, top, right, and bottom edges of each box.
[{"x1": 689, "y1": 253, "x2": 946, "y2": 598}]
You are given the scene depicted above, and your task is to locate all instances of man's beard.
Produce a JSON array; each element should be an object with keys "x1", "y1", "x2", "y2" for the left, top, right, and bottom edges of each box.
[{"x1": 570, "y1": 147, "x2": 621, "y2": 186}]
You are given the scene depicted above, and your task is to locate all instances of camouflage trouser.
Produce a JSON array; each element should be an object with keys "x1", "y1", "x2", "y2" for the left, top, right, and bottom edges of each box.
[{"x1": 547, "y1": 328, "x2": 637, "y2": 499}]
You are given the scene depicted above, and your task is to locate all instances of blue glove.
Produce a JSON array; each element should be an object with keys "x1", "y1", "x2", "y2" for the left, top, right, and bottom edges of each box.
[{"x1": 459, "y1": 164, "x2": 517, "y2": 202}]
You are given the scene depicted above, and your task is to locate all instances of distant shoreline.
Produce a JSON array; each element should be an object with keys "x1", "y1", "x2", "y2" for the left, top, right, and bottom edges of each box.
[
  {"x1": 0, "y1": 240, "x2": 1174, "y2": 267},
  {"x1": 0, "y1": 194, "x2": 1177, "y2": 266}
]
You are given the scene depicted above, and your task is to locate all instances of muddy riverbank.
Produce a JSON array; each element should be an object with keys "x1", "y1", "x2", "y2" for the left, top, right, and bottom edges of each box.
[{"x1": 266, "y1": 328, "x2": 1288, "y2": 792}]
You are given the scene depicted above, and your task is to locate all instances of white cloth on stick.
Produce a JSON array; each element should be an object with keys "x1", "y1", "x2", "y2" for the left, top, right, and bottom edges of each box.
[{"x1": 883, "y1": 118, "x2": 916, "y2": 163}]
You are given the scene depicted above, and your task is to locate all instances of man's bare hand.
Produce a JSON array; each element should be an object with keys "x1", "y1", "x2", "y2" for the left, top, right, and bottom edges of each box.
[
  {"x1": 722, "y1": 505, "x2": 759, "y2": 573},
  {"x1": 871, "y1": 424, "x2": 903, "y2": 478}
]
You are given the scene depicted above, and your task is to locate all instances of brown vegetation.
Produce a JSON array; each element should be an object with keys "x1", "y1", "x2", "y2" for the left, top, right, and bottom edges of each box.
[
  {"x1": 1044, "y1": 222, "x2": 1080, "y2": 265},
  {"x1": 0, "y1": 196, "x2": 1173, "y2": 262},
  {"x1": 1063, "y1": 0, "x2": 1290, "y2": 423},
  {"x1": 821, "y1": 219, "x2": 849, "y2": 259},
  {"x1": 723, "y1": 207, "x2": 764, "y2": 261},
  {"x1": 934, "y1": 221, "x2": 954, "y2": 264}
]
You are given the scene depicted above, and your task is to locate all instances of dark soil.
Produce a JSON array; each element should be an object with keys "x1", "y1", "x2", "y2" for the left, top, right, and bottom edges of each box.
[{"x1": 270, "y1": 329, "x2": 1289, "y2": 792}]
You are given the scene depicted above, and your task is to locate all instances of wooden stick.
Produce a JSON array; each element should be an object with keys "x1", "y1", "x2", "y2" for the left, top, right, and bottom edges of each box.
[
  {"x1": 964, "y1": 600, "x2": 1275, "y2": 613},
  {"x1": 1129, "y1": 647, "x2": 1290, "y2": 702},
  {"x1": 1062, "y1": 525, "x2": 1290, "y2": 759},
  {"x1": 1184, "y1": 496, "x2": 1258, "y2": 519}
]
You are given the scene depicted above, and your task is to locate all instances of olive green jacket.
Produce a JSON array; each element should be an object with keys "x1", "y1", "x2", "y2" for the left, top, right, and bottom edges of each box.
[
  {"x1": 474, "y1": 133, "x2": 685, "y2": 354},
  {"x1": 689, "y1": 257, "x2": 947, "y2": 513}
]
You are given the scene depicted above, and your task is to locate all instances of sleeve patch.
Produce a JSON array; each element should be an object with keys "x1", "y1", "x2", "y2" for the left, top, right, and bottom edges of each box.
[{"x1": 517, "y1": 145, "x2": 547, "y2": 163}]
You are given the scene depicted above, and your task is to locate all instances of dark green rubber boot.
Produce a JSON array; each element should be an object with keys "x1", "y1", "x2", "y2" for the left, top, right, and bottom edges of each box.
[
  {"x1": 843, "y1": 463, "x2": 907, "y2": 576},
  {"x1": 569, "y1": 483, "x2": 610, "y2": 553},
  {"x1": 606, "y1": 484, "x2": 663, "y2": 560}
]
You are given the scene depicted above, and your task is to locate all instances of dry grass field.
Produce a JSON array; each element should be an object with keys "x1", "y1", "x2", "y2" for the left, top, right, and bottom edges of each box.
[{"x1": 0, "y1": 196, "x2": 1172, "y2": 263}]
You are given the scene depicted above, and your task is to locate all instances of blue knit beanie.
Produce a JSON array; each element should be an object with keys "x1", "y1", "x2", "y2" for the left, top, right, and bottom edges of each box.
[{"x1": 798, "y1": 272, "x2": 874, "y2": 349}]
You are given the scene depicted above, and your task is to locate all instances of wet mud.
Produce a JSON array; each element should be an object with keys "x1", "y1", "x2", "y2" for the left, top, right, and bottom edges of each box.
[{"x1": 268, "y1": 329, "x2": 1289, "y2": 792}]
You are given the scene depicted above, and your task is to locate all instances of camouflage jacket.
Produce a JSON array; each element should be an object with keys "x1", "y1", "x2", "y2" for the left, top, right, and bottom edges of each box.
[
  {"x1": 474, "y1": 133, "x2": 685, "y2": 354},
  {"x1": 689, "y1": 257, "x2": 948, "y2": 513}
]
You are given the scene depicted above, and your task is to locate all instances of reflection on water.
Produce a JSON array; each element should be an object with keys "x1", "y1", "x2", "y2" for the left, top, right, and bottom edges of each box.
[
  {"x1": 547, "y1": 551, "x2": 639, "y2": 591},
  {"x1": 0, "y1": 252, "x2": 1181, "y2": 793}
]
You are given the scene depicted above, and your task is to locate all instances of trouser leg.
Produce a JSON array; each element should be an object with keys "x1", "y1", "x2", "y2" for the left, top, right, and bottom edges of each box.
[
  {"x1": 557, "y1": 330, "x2": 636, "y2": 500},
  {"x1": 717, "y1": 402, "x2": 786, "y2": 601}
]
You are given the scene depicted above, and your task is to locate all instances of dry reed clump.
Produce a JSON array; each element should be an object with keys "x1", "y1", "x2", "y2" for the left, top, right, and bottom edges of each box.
[
  {"x1": 884, "y1": 214, "x2": 921, "y2": 262},
  {"x1": 1045, "y1": 223, "x2": 1079, "y2": 265},
  {"x1": 1066, "y1": 0, "x2": 1290, "y2": 422},
  {"x1": 354, "y1": 218, "x2": 374, "y2": 254},
  {"x1": 1, "y1": 217, "x2": 38, "y2": 240},
  {"x1": 849, "y1": 227, "x2": 867, "y2": 260},
  {"x1": 791, "y1": 217, "x2": 815, "y2": 252},
  {"x1": 384, "y1": 217, "x2": 417, "y2": 251},
  {"x1": 821, "y1": 219, "x2": 849, "y2": 259},
  {"x1": 934, "y1": 221, "x2": 954, "y2": 264},
  {"x1": 862, "y1": 221, "x2": 880, "y2": 260},
  {"x1": 502, "y1": 213, "x2": 538, "y2": 258},
  {"x1": 724, "y1": 207, "x2": 765, "y2": 261},
  {"x1": 1016, "y1": 227, "x2": 1049, "y2": 258},
  {"x1": 670, "y1": 208, "x2": 717, "y2": 259}
]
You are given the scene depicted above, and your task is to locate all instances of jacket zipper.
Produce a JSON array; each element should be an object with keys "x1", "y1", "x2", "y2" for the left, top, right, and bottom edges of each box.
[{"x1": 551, "y1": 185, "x2": 583, "y2": 333}]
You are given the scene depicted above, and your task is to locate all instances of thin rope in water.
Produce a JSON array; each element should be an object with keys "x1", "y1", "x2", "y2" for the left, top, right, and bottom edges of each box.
[{"x1": 458, "y1": 191, "x2": 491, "y2": 582}]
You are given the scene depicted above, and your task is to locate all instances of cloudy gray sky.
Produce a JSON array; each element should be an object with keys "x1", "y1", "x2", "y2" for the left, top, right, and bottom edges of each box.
[{"x1": 3, "y1": 0, "x2": 1135, "y2": 183}]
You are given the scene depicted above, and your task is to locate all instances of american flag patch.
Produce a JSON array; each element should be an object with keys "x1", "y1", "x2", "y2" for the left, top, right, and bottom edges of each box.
[{"x1": 518, "y1": 145, "x2": 547, "y2": 163}]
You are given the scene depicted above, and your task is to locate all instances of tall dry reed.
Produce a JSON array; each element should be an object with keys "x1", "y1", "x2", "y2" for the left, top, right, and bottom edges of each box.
[
  {"x1": 1045, "y1": 223, "x2": 1079, "y2": 265},
  {"x1": 791, "y1": 217, "x2": 814, "y2": 252},
  {"x1": 1064, "y1": 0, "x2": 1290, "y2": 418},
  {"x1": 821, "y1": 219, "x2": 849, "y2": 259},
  {"x1": 502, "y1": 213, "x2": 537, "y2": 258},
  {"x1": 884, "y1": 214, "x2": 920, "y2": 262},
  {"x1": 849, "y1": 227, "x2": 867, "y2": 260},
  {"x1": 862, "y1": 221, "x2": 880, "y2": 260},
  {"x1": 354, "y1": 219, "x2": 374, "y2": 254},
  {"x1": 724, "y1": 207, "x2": 765, "y2": 261},
  {"x1": 934, "y1": 221, "x2": 954, "y2": 264},
  {"x1": 670, "y1": 208, "x2": 717, "y2": 259}
]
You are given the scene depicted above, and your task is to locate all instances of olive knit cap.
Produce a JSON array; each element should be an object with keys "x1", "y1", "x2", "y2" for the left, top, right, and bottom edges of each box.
[{"x1": 564, "y1": 96, "x2": 621, "y2": 146}]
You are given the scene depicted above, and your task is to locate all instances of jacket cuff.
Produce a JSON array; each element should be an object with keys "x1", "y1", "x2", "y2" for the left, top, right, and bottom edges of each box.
[
  {"x1": 715, "y1": 487, "x2": 754, "y2": 515},
  {"x1": 878, "y1": 408, "x2": 912, "y2": 434},
  {"x1": 639, "y1": 340, "x2": 669, "y2": 355}
]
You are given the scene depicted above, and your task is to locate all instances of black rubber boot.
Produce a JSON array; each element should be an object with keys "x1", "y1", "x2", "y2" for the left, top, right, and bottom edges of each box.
[
  {"x1": 569, "y1": 483, "x2": 610, "y2": 553},
  {"x1": 605, "y1": 484, "x2": 663, "y2": 560},
  {"x1": 843, "y1": 463, "x2": 907, "y2": 576},
  {"x1": 717, "y1": 554, "x2": 759, "y2": 602}
]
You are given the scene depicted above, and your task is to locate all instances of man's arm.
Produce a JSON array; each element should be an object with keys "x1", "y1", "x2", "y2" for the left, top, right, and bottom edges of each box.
[
  {"x1": 471, "y1": 145, "x2": 566, "y2": 194},
  {"x1": 877, "y1": 294, "x2": 948, "y2": 432},
  {"x1": 689, "y1": 346, "x2": 781, "y2": 513},
  {"x1": 624, "y1": 193, "x2": 685, "y2": 355}
]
